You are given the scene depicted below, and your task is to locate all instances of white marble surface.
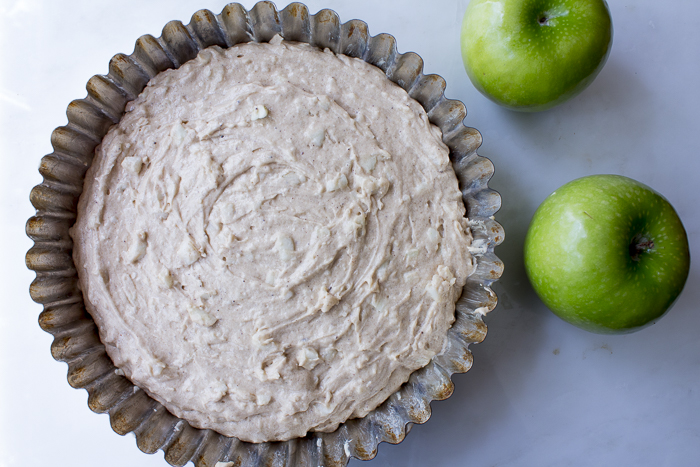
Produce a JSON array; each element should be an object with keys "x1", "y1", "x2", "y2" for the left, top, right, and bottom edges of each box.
[{"x1": 1, "y1": 0, "x2": 699, "y2": 466}]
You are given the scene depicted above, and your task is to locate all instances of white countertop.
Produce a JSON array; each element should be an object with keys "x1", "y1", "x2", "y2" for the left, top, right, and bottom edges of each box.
[{"x1": 1, "y1": 1, "x2": 698, "y2": 466}]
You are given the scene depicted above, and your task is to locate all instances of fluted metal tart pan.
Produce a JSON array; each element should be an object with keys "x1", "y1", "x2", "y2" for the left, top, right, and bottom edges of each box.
[{"x1": 26, "y1": 2, "x2": 504, "y2": 465}]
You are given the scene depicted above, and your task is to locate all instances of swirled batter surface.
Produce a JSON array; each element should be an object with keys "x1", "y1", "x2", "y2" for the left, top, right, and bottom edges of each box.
[{"x1": 72, "y1": 37, "x2": 474, "y2": 442}]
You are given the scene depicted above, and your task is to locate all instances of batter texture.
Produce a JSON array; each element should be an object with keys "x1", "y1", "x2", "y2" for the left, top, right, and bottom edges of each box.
[{"x1": 72, "y1": 37, "x2": 474, "y2": 442}]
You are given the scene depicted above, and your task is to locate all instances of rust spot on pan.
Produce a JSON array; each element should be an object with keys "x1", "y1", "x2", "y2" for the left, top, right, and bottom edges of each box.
[
  {"x1": 433, "y1": 381, "x2": 454, "y2": 400},
  {"x1": 287, "y1": 4, "x2": 305, "y2": 18}
]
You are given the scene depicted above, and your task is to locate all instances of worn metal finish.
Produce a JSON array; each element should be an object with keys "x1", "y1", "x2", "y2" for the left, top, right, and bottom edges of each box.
[{"x1": 25, "y1": 2, "x2": 504, "y2": 465}]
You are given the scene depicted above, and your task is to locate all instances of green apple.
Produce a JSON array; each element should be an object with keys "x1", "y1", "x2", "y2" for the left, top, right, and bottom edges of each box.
[
  {"x1": 461, "y1": 0, "x2": 613, "y2": 112},
  {"x1": 524, "y1": 175, "x2": 690, "y2": 334}
]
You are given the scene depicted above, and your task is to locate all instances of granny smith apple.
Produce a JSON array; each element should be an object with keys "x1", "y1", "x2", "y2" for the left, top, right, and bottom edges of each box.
[
  {"x1": 461, "y1": 0, "x2": 613, "y2": 111},
  {"x1": 524, "y1": 175, "x2": 690, "y2": 334}
]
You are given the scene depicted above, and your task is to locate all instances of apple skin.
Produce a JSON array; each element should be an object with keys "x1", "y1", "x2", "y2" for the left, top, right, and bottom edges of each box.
[
  {"x1": 461, "y1": 0, "x2": 613, "y2": 112},
  {"x1": 524, "y1": 175, "x2": 690, "y2": 334}
]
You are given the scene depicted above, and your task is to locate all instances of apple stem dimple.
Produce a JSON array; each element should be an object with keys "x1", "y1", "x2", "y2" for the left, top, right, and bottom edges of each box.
[
  {"x1": 538, "y1": 15, "x2": 549, "y2": 25},
  {"x1": 630, "y1": 235, "x2": 654, "y2": 261}
]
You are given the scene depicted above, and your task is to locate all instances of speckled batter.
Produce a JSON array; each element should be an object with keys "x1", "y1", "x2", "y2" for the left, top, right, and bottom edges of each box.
[{"x1": 72, "y1": 36, "x2": 474, "y2": 442}]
